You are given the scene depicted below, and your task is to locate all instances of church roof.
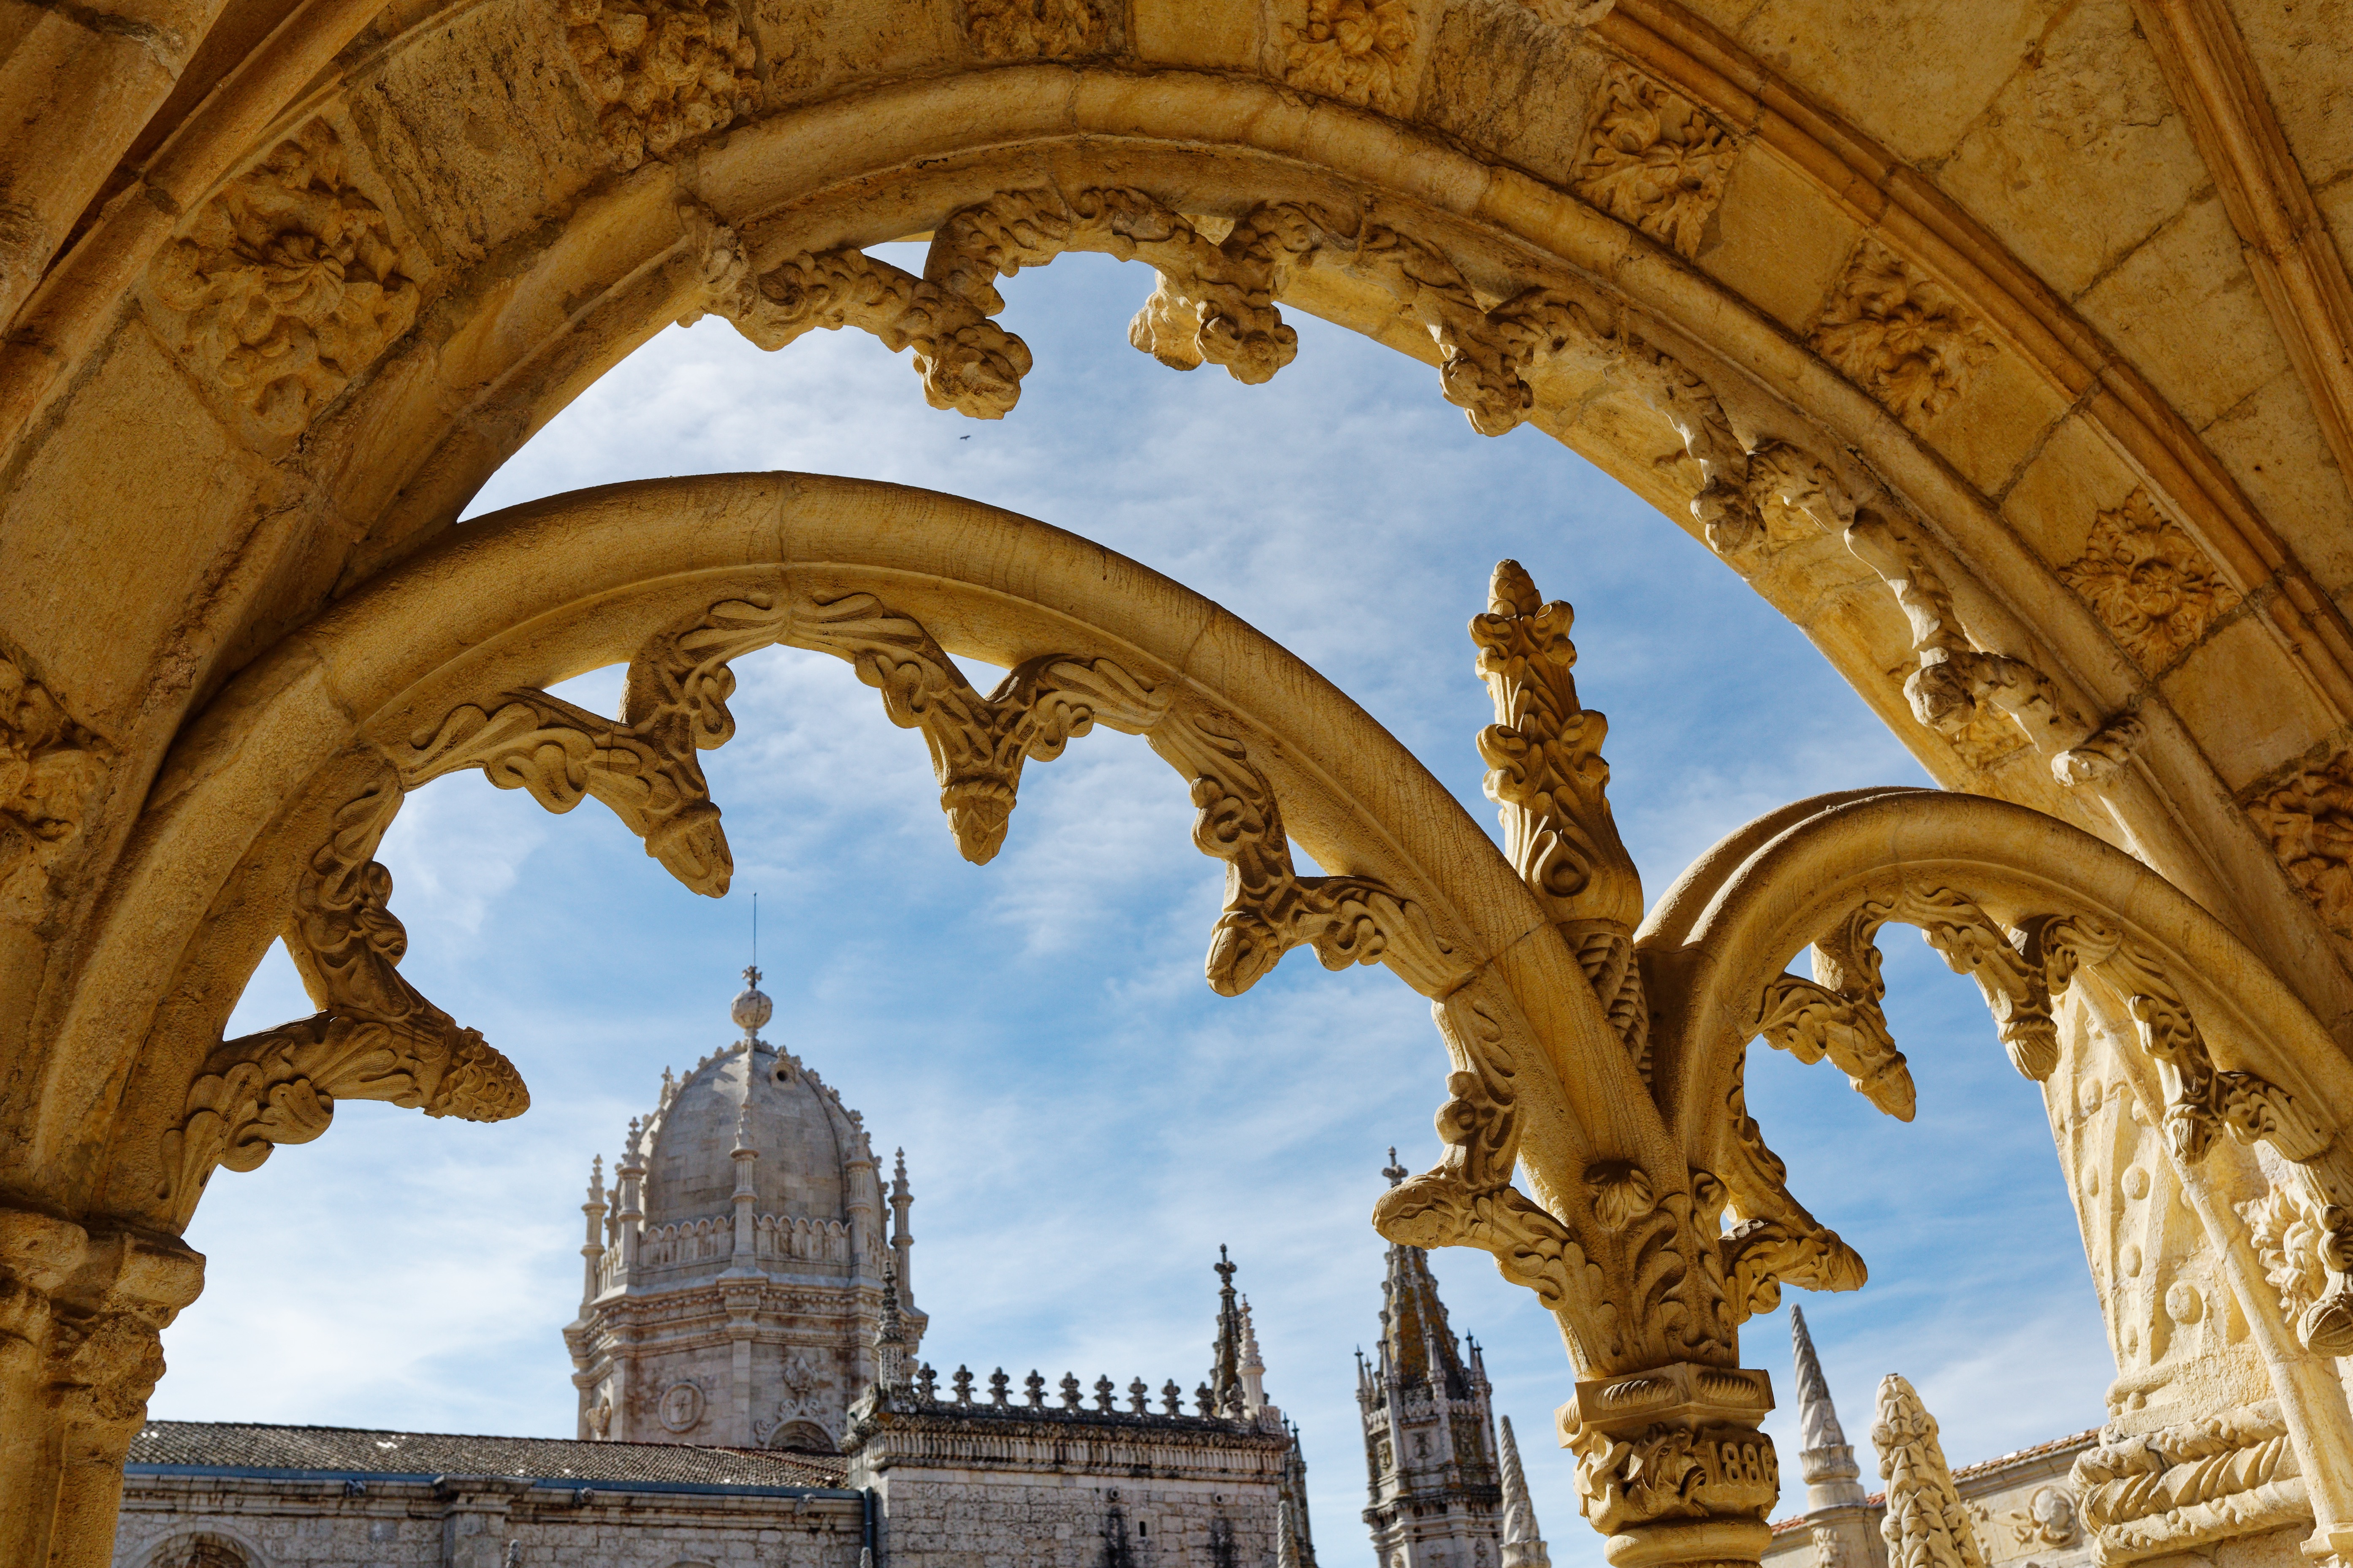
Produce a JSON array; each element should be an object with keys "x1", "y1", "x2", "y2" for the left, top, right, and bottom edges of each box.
[{"x1": 124, "y1": 1422, "x2": 850, "y2": 1491}]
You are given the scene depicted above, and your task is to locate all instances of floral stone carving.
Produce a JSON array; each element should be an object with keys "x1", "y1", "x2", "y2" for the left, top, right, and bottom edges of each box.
[
  {"x1": 1871, "y1": 1374, "x2": 1986, "y2": 1568},
  {"x1": 0, "y1": 654, "x2": 107, "y2": 925},
  {"x1": 1572, "y1": 65, "x2": 1738, "y2": 260},
  {"x1": 962, "y1": 0, "x2": 1107, "y2": 58},
  {"x1": 1811, "y1": 239, "x2": 1997, "y2": 424},
  {"x1": 147, "y1": 120, "x2": 419, "y2": 438},
  {"x1": 1282, "y1": 0, "x2": 1418, "y2": 112},
  {"x1": 564, "y1": 0, "x2": 759, "y2": 171},
  {"x1": 2248, "y1": 751, "x2": 2353, "y2": 938},
  {"x1": 2060, "y1": 489, "x2": 2240, "y2": 674}
]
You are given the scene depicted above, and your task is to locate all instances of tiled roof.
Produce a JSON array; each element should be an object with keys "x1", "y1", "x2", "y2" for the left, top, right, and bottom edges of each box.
[{"x1": 124, "y1": 1422, "x2": 850, "y2": 1491}]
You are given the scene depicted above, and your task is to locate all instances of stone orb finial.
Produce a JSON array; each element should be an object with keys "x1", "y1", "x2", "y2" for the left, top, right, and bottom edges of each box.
[{"x1": 732, "y1": 964, "x2": 773, "y2": 1035}]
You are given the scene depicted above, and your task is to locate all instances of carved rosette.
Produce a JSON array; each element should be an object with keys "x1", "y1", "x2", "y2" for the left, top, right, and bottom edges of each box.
[
  {"x1": 146, "y1": 120, "x2": 419, "y2": 438},
  {"x1": 0, "y1": 653, "x2": 108, "y2": 925},
  {"x1": 1573, "y1": 65, "x2": 1738, "y2": 259},
  {"x1": 2060, "y1": 489, "x2": 2240, "y2": 675},
  {"x1": 1811, "y1": 240, "x2": 1997, "y2": 424},
  {"x1": 564, "y1": 0, "x2": 759, "y2": 170},
  {"x1": 1282, "y1": 0, "x2": 1419, "y2": 112},
  {"x1": 962, "y1": 0, "x2": 1108, "y2": 58}
]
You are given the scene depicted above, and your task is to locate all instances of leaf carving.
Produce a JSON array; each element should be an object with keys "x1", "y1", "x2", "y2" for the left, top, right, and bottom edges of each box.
[
  {"x1": 1152, "y1": 715, "x2": 1471, "y2": 999},
  {"x1": 794, "y1": 592, "x2": 1168, "y2": 864}
]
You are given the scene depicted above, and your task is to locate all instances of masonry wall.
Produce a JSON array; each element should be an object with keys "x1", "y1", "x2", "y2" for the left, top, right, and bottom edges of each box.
[
  {"x1": 111, "y1": 1474, "x2": 866, "y2": 1568},
  {"x1": 868, "y1": 1469, "x2": 1273, "y2": 1568}
]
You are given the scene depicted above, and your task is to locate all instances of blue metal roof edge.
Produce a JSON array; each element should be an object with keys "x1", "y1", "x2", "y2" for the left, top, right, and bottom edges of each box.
[{"x1": 122, "y1": 1465, "x2": 861, "y2": 1501}]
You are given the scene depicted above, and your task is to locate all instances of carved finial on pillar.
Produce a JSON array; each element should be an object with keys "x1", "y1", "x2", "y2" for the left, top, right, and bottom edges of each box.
[
  {"x1": 1382, "y1": 1146, "x2": 1407, "y2": 1186},
  {"x1": 1792, "y1": 1306, "x2": 1868, "y2": 1511},
  {"x1": 1277, "y1": 1498, "x2": 1303, "y2": 1568},
  {"x1": 1239, "y1": 1295, "x2": 1269, "y2": 1419},
  {"x1": 1870, "y1": 1373, "x2": 1986, "y2": 1568},
  {"x1": 1499, "y1": 1414, "x2": 1551, "y2": 1568},
  {"x1": 889, "y1": 1147, "x2": 915, "y2": 1305},
  {"x1": 870, "y1": 1260, "x2": 908, "y2": 1395}
]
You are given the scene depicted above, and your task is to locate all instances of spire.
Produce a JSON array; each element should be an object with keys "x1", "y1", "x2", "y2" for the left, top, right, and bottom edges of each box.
[
  {"x1": 1382, "y1": 1146, "x2": 1407, "y2": 1186},
  {"x1": 1238, "y1": 1296, "x2": 1267, "y2": 1416},
  {"x1": 889, "y1": 1147, "x2": 915, "y2": 1304},
  {"x1": 1871, "y1": 1374, "x2": 1986, "y2": 1568},
  {"x1": 1276, "y1": 1498, "x2": 1302, "y2": 1568},
  {"x1": 1209, "y1": 1246, "x2": 1245, "y2": 1416},
  {"x1": 1378, "y1": 1230, "x2": 1468, "y2": 1396},
  {"x1": 1498, "y1": 1415, "x2": 1550, "y2": 1568},
  {"x1": 871, "y1": 1260, "x2": 909, "y2": 1395},
  {"x1": 1792, "y1": 1305, "x2": 1868, "y2": 1511}
]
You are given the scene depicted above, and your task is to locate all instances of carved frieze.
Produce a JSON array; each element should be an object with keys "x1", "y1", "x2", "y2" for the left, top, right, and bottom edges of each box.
[
  {"x1": 0, "y1": 653, "x2": 107, "y2": 925},
  {"x1": 147, "y1": 120, "x2": 419, "y2": 438},
  {"x1": 2061, "y1": 490, "x2": 2239, "y2": 674},
  {"x1": 1564, "y1": 1364, "x2": 1778, "y2": 1536},
  {"x1": 1811, "y1": 239, "x2": 1998, "y2": 424},
  {"x1": 962, "y1": 0, "x2": 1107, "y2": 58},
  {"x1": 563, "y1": 0, "x2": 759, "y2": 170},
  {"x1": 794, "y1": 591, "x2": 1166, "y2": 863},
  {"x1": 1572, "y1": 65, "x2": 1738, "y2": 260},
  {"x1": 1282, "y1": 0, "x2": 1420, "y2": 112},
  {"x1": 1152, "y1": 714, "x2": 1470, "y2": 999}
]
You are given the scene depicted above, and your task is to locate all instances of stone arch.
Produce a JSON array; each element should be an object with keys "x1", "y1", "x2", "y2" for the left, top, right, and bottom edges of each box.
[
  {"x1": 11, "y1": 3, "x2": 2353, "y2": 1563},
  {"x1": 135, "y1": 1528, "x2": 266, "y2": 1568}
]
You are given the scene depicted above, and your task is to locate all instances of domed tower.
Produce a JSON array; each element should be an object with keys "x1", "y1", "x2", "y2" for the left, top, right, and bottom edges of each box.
[{"x1": 564, "y1": 967, "x2": 925, "y2": 1450}]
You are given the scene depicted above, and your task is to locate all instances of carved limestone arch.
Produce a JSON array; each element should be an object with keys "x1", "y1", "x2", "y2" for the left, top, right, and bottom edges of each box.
[
  {"x1": 15, "y1": 33, "x2": 2353, "y2": 1101},
  {"x1": 76, "y1": 472, "x2": 1678, "y2": 1374}
]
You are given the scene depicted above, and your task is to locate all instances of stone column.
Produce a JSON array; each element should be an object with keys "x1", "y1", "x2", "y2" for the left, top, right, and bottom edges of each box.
[
  {"x1": 437, "y1": 1476, "x2": 531, "y2": 1568},
  {"x1": 1559, "y1": 1362, "x2": 1779, "y2": 1568},
  {"x1": 0, "y1": 1207, "x2": 204, "y2": 1568}
]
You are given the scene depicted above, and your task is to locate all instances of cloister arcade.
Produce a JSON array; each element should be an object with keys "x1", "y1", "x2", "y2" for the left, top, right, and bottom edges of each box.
[{"x1": 5, "y1": 0, "x2": 2353, "y2": 1563}]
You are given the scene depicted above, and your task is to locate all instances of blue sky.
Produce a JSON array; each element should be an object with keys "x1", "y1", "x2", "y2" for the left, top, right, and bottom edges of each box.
[{"x1": 163, "y1": 248, "x2": 2116, "y2": 1556}]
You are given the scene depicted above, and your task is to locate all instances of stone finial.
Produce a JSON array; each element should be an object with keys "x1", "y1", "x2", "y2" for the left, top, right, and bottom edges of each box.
[
  {"x1": 916, "y1": 1362, "x2": 939, "y2": 1403},
  {"x1": 1024, "y1": 1370, "x2": 1045, "y2": 1408},
  {"x1": 588, "y1": 1154, "x2": 603, "y2": 1199},
  {"x1": 731, "y1": 1096, "x2": 755, "y2": 1157},
  {"x1": 1195, "y1": 1382, "x2": 1214, "y2": 1416},
  {"x1": 1793, "y1": 1305, "x2": 1868, "y2": 1511},
  {"x1": 1128, "y1": 1377, "x2": 1149, "y2": 1414},
  {"x1": 1239, "y1": 1295, "x2": 1268, "y2": 1416},
  {"x1": 952, "y1": 1365, "x2": 974, "y2": 1405},
  {"x1": 1383, "y1": 1146, "x2": 1408, "y2": 1186},
  {"x1": 1871, "y1": 1374, "x2": 1987, "y2": 1568},
  {"x1": 989, "y1": 1368, "x2": 1010, "y2": 1406},
  {"x1": 1210, "y1": 1246, "x2": 1244, "y2": 1417},
  {"x1": 871, "y1": 1261, "x2": 908, "y2": 1392},
  {"x1": 1499, "y1": 1414, "x2": 1551, "y2": 1568},
  {"x1": 1094, "y1": 1374, "x2": 1115, "y2": 1411},
  {"x1": 1059, "y1": 1372, "x2": 1082, "y2": 1410},
  {"x1": 732, "y1": 963, "x2": 773, "y2": 1043},
  {"x1": 1277, "y1": 1499, "x2": 1302, "y2": 1568},
  {"x1": 1162, "y1": 1379, "x2": 1182, "y2": 1415}
]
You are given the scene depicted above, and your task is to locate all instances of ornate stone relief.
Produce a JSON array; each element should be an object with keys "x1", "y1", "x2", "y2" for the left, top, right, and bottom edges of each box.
[
  {"x1": 1717, "y1": 1052, "x2": 1866, "y2": 1325},
  {"x1": 1872, "y1": 1374, "x2": 1987, "y2": 1568},
  {"x1": 1811, "y1": 239, "x2": 1998, "y2": 425},
  {"x1": 2245, "y1": 750, "x2": 2353, "y2": 940},
  {"x1": 146, "y1": 120, "x2": 419, "y2": 438},
  {"x1": 160, "y1": 775, "x2": 528, "y2": 1223},
  {"x1": 794, "y1": 591, "x2": 1166, "y2": 864},
  {"x1": 2005, "y1": 1485, "x2": 2079, "y2": 1549},
  {"x1": 683, "y1": 207, "x2": 1030, "y2": 420},
  {"x1": 563, "y1": 0, "x2": 759, "y2": 170},
  {"x1": 402, "y1": 596, "x2": 785, "y2": 894},
  {"x1": 1151, "y1": 713, "x2": 1469, "y2": 999},
  {"x1": 1572, "y1": 65, "x2": 1738, "y2": 260},
  {"x1": 962, "y1": 0, "x2": 1107, "y2": 59},
  {"x1": 2060, "y1": 490, "x2": 2240, "y2": 675},
  {"x1": 1564, "y1": 1362, "x2": 1778, "y2": 1537},
  {"x1": 2070, "y1": 1404, "x2": 2308, "y2": 1563},
  {"x1": 1845, "y1": 508, "x2": 2087, "y2": 773},
  {"x1": 1470, "y1": 561, "x2": 1648, "y2": 1072},
  {"x1": 0, "y1": 653, "x2": 107, "y2": 925},
  {"x1": 1281, "y1": 0, "x2": 1419, "y2": 113}
]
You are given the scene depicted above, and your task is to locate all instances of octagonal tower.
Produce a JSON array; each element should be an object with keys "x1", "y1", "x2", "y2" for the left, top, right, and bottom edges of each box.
[{"x1": 564, "y1": 967, "x2": 925, "y2": 1451}]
